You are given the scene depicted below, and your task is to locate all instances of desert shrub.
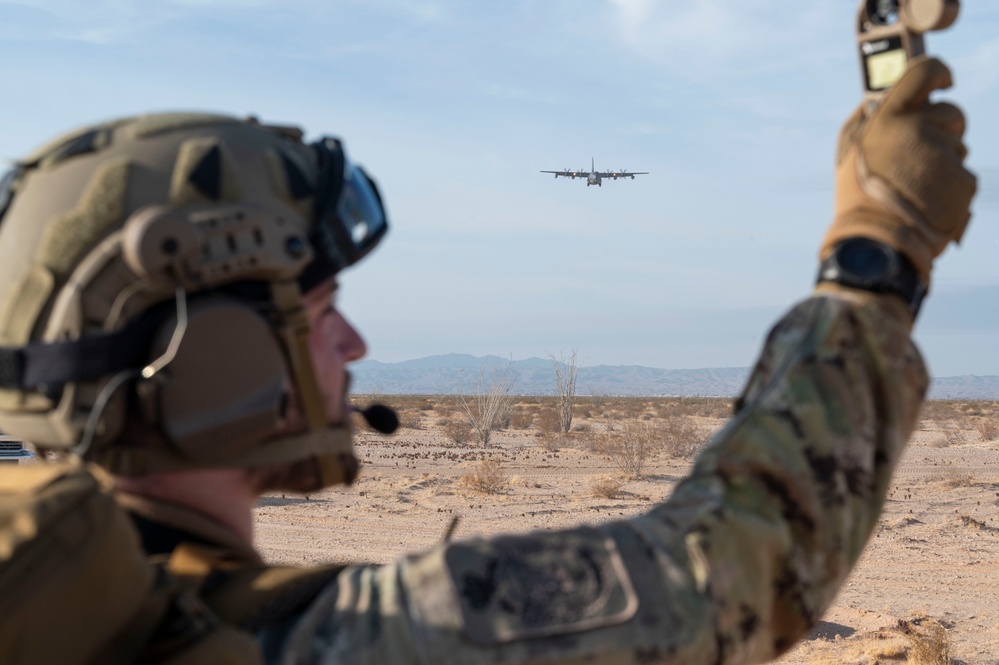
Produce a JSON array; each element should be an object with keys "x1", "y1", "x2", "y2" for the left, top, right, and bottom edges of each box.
[
  {"x1": 903, "y1": 618, "x2": 952, "y2": 665},
  {"x1": 548, "y1": 348, "x2": 579, "y2": 433},
  {"x1": 508, "y1": 408, "x2": 534, "y2": 429},
  {"x1": 589, "y1": 474, "x2": 626, "y2": 499},
  {"x1": 941, "y1": 425, "x2": 967, "y2": 447},
  {"x1": 572, "y1": 422, "x2": 591, "y2": 433},
  {"x1": 457, "y1": 364, "x2": 516, "y2": 445},
  {"x1": 538, "y1": 430, "x2": 571, "y2": 453},
  {"x1": 599, "y1": 416, "x2": 705, "y2": 478},
  {"x1": 599, "y1": 421, "x2": 658, "y2": 478},
  {"x1": 494, "y1": 397, "x2": 514, "y2": 430},
  {"x1": 460, "y1": 459, "x2": 508, "y2": 494},
  {"x1": 540, "y1": 435, "x2": 563, "y2": 452},
  {"x1": 534, "y1": 408, "x2": 560, "y2": 437},
  {"x1": 566, "y1": 430, "x2": 599, "y2": 453},
  {"x1": 976, "y1": 417, "x2": 999, "y2": 442},
  {"x1": 659, "y1": 415, "x2": 704, "y2": 458},
  {"x1": 444, "y1": 419, "x2": 473, "y2": 445}
]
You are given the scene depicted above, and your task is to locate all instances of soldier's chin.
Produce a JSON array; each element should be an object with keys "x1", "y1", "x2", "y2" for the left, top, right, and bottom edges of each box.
[
  {"x1": 249, "y1": 454, "x2": 360, "y2": 493},
  {"x1": 248, "y1": 457, "x2": 329, "y2": 494}
]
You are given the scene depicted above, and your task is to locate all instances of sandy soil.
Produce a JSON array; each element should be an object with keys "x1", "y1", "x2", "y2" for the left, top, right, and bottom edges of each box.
[{"x1": 254, "y1": 409, "x2": 999, "y2": 665}]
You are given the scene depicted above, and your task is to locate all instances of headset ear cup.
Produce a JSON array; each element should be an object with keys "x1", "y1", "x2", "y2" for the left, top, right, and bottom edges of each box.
[{"x1": 149, "y1": 296, "x2": 287, "y2": 462}]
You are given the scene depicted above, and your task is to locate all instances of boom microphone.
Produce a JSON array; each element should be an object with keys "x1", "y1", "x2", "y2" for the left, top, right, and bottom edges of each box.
[{"x1": 359, "y1": 403, "x2": 399, "y2": 434}]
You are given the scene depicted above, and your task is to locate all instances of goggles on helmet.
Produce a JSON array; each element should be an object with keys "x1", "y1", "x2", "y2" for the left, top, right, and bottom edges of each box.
[{"x1": 299, "y1": 137, "x2": 388, "y2": 291}]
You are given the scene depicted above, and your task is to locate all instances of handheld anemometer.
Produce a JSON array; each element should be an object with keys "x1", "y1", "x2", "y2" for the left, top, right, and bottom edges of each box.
[{"x1": 857, "y1": 0, "x2": 959, "y2": 102}]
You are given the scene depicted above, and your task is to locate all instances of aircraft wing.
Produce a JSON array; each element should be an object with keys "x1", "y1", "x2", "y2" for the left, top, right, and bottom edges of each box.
[
  {"x1": 540, "y1": 170, "x2": 582, "y2": 177},
  {"x1": 596, "y1": 171, "x2": 648, "y2": 178}
]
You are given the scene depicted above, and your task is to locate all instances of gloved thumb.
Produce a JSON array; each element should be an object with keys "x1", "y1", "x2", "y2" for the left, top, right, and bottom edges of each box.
[{"x1": 880, "y1": 56, "x2": 953, "y2": 114}]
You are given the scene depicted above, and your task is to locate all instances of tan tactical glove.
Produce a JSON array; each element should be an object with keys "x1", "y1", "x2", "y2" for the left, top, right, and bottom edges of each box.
[{"x1": 821, "y1": 56, "x2": 977, "y2": 284}]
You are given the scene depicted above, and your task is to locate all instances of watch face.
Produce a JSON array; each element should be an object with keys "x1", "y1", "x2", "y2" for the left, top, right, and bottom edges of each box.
[{"x1": 838, "y1": 238, "x2": 891, "y2": 282}]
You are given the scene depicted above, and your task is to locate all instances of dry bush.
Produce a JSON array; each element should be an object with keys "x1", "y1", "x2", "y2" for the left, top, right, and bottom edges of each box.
[
  {"x1": 460, "y1": 459, "x2": 508, "y2": 494},
  {"x1": 571, "y1": 430, "x2": 599, "y2": 453},
  {"x1": 806, "y1": 618, "x2": 952, "y2": 665},
  {"x1": 598, "y1": 415, "x2": 705, "y2": 478},
  {"x1": 659, "y1": 415, "x2": 705, "y2": 458},
  {"x1": 444, "y1": 418, "x2": 473, "y2": 445},
  {"x1": 976, "y1": 417, "x2": 999, "y2": 442},
  {"x1": 537, "y1": 433, "x2": 564, "y2": 452},
  {"x1": 589, "y1": 474, "x2": 626, "y2": 499},
  {"x1": 508, "y1": 407, "x2": 534, "y2": 430},
  {"x1": 654, "y1": 397, "x2": 730, "y2": 420},
  {"x1": 534, "y1": 408, "x2": 560, "y2": 437},
  {"x1": 599, "y1": 421, "x2": 658, "y2": 478},
  {"x1": 457, "y1": 363, "x2": 516, "y2": 446},
  {"x1": 939, "y1": 425, "x2": 968, "y2": 447},
  {"x1": 548, "y1": 348, "x2": 579, "y2": 433},
  {"x1": 903, "y1": 619, "x2": 952, "y2": 665},
  {"x1": 494, "y1": 398, "x2": 514, "y2": 430}
]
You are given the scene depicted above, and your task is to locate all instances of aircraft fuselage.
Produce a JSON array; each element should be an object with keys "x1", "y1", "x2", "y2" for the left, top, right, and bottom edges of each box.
[{"x1": 540, "y1": 159, "x2": 646, "y2": 186}]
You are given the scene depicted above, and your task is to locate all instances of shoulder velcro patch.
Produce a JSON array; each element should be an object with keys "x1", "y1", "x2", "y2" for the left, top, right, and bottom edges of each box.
[{"x1": 444, "y1": 527, "x2": 638, "y2": 645}]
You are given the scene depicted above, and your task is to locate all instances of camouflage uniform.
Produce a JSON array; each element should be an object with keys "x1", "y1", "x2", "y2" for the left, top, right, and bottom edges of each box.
[{"x1": 254, "y1": 293, "x2": 924, "y2": 665}]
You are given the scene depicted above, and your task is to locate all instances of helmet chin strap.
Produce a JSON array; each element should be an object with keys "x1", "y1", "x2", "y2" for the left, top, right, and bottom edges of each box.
[{"x1": 270, "y1": 281, "x2": 328, "y2": 431}]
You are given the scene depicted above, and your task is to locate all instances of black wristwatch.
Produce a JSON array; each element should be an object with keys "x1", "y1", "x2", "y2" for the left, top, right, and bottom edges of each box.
[{"x1": 816, "y1": 237, "x2": 927, "y2": 317}]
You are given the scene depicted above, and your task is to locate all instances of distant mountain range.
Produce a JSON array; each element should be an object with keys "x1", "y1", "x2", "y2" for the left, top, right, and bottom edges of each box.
[{"x1": 352, "y1": 354, "x2": 999, "y2": 399}]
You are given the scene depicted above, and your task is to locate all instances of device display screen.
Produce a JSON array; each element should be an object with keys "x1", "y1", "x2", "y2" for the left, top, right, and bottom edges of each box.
[{"x1": 863, "y1": 35, "x2": 907, "y2": 90}]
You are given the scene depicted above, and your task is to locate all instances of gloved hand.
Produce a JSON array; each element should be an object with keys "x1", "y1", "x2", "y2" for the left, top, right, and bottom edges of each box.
[{"x1": 821, "y1": 56, "x2": 977, "y2": 284}]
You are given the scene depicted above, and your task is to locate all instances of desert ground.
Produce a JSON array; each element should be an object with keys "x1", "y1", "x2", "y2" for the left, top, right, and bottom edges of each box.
[{"x1": 255, "y1": 396, "x2": 999, "y2": 664}]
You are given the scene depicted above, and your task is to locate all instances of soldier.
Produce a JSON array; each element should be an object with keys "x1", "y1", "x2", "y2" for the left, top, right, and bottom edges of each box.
[{"x1": 0, "y1": 56, "x2": 975, "y2": 664}]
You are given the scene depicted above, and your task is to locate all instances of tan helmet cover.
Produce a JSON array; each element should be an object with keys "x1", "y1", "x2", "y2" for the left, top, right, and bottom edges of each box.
[{"x1": 0, "y1": 113, "x2": 357, "y2": 485}]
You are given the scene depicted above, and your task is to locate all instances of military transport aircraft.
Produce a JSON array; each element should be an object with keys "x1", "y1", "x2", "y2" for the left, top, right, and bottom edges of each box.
[{"x1": 540, "y1": 158, "x2": 648, "y2": 187}]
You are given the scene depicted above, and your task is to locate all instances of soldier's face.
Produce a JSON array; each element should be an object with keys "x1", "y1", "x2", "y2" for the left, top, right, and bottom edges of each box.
[{"x1": 303, "y1": 278, "x2": 368, "y2": 425}]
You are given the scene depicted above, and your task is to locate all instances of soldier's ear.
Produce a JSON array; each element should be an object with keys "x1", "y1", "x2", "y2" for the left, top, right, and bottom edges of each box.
[{"x1": 145, "y1": 295, "x2": 288, "y2": 462}]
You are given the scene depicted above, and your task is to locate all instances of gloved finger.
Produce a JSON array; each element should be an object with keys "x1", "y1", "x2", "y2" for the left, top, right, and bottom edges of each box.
[
  {"x1": 938, "y1": 133, "x2": 969, "y2": 162},
  {"x1": 882, "y1": 57, "x2": 954, "y2": 114},
  {"x1": 922, "y1": 101, "x2": 966, "y2": 138},
  {"x1": 939, "y1": 166, "x2": 978, "y2": 240},
  {"x1": 951, "y1": 136, "x2": 969, "y2": 162}
]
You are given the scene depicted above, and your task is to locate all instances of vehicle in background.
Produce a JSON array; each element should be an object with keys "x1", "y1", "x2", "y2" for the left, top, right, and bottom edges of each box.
[{"x1": 0, "y1": 433, "x2": 34, "y2": 464}]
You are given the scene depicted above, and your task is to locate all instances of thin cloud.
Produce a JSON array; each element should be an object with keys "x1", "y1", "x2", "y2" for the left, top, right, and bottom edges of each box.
[
  {"x1": 606, "y1": 0, "x2": 842, "y2": 79},
  {"x1": 951, "y1": 38, "x2": 999, "y2": 100},
  {"x1": 0, "y1": 0, "x2": 452, "y2": 48}
]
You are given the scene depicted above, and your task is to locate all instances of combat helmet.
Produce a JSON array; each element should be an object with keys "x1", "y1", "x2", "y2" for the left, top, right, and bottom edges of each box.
[{"x1": 0, "y1": 112, "x2": 388, "y2": 487}]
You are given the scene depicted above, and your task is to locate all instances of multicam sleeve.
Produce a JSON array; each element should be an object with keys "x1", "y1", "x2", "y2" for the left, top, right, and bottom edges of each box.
[{"x1": 277, "y1": 294, "x2": 927, "y2": 665}]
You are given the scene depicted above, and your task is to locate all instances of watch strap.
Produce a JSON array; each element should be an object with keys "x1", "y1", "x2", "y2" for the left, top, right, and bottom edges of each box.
[{"x1": 817, "y1": 240, "x2": 927, "y2": 317}]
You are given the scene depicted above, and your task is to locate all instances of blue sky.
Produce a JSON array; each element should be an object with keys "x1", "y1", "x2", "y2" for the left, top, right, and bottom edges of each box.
[{"x1": 1, "y1": 0, "x2": 997, "y2": 376}]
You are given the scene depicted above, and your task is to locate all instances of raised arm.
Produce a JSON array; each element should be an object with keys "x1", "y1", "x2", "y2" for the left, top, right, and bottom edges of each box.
[{"x1": 275, "y1": 57, "x2": 976, "y2": 665}]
